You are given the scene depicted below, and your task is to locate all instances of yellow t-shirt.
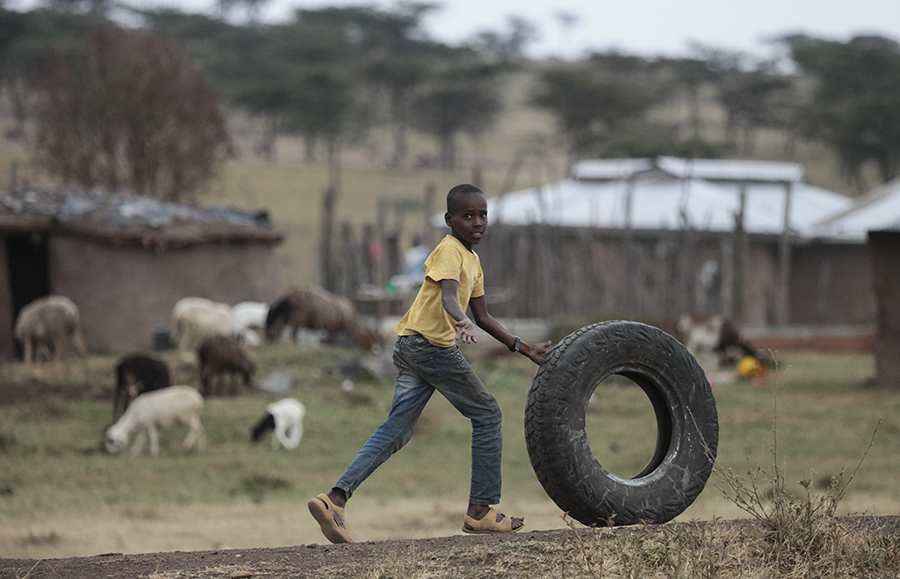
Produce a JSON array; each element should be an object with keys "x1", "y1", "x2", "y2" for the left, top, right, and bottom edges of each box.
[{"x1": 396, "y1": 234, "x2": 485, "y2": 347}]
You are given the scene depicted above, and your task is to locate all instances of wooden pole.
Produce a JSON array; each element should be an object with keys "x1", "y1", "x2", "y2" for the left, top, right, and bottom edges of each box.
[
  {"x1": 732, "y1": 183, "x2": 747, "y2": 322},
  {"x1": 776, "y1": 180, "x2": 794, "y2": 325},
  {"x1": 319, "y1": 188, "x2": 337, "y2": 291}
]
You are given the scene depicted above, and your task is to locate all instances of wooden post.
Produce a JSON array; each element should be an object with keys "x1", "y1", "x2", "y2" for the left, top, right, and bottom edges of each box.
[
  {"x1": 732, "y1": 183, "x2": 747, "y2": 322},
  {"x1": 623, "y1": 175, "x2": 638, "y2": 313},
  {"x1": 776, "y1": 180, "x2": 794, "y2": 326},
  {"x1": 319, "y1": 187, "x2": 337, "y2": 292},
  {"x1": 320, "y1": 141, "x2": 342, "y2": 292}
]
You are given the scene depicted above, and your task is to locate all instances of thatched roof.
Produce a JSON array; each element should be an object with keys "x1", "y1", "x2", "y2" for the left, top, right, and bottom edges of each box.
[{"x1": 0, "y1": 190, "x2": 284, "y2": 247}]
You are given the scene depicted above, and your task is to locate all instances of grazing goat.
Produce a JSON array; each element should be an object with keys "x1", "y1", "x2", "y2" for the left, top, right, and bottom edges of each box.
[
  {"x1": 251, "y1": 398, "x2": 306, "y2": 450},
  {"x1": 171, "y1": 297, "x2": 237, "y2": 354},
  {"x1": 675, "y1": 313, "x2": 759, "y2": 368},
  {"x1": 104, "y1": 385, "x2": 205, "y2": 456},
  {"x1": 197, "y1": 335, "x2": 255, "y2": 397},
  {"x1": 113, "y1": 353, "x2": 171, "y2": 420},
  {"x1": 265, "y1": 284, "x2": 381, "y2": 353},
  {"x1": 14, "y1": 295, "x2": 88, "y2": 364}
]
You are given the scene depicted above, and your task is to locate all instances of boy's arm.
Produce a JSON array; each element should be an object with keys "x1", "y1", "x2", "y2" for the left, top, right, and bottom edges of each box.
[
  {"x1": 440, "y1": 279, "x2": 478, "y2": 344},
  {"x1": 469, "y1": 295, "x2": 551, "y2": 365}
]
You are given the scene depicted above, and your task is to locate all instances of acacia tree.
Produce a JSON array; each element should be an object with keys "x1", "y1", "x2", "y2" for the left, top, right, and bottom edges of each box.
[
  {"x1": 785, "y1": 34, "x2": 900, "y2": 191},
  {"x1": 27, "y1": 26, "x2": 229, "y2": 201},
  {"x1": 531, "y1": 64, "x2": 657, "y2": 166},
  {"x1": 410, "y1": 64, "x2": 504, "y2": 171},
  {"x1": 718, "y1": 67, "x2": 794, "y2": 155}
]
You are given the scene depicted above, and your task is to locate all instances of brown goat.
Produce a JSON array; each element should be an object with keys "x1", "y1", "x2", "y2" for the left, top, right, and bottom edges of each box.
[
  {"x1": 197, "y1": 335, "x2": 255, "y2": 397},
  {"x1": 265, "y1": 284, "x2": 381, "y2": 352}
]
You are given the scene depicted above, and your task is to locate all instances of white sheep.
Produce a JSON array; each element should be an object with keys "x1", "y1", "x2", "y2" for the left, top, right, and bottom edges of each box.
[
  {"x1": 251, "y1": 398, "x2": 306, "y2": 450},
  {"x1": 171, "y1": 297, "x2": 237, "y2": 354},
  {"x1": 231, "y1": 301, "x2": 268, "y2": 346},
  {"x1": 105, "y1": 385, "x2": 206, "y2": 456},
  {"x1": 14, "y1": 295, "x2": 88, "y2": 364}
]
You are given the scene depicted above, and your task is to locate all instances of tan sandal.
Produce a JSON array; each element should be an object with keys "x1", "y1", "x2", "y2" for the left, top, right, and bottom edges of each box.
[
  {"x1": 308, "y1": 493, "x2": 353, "y2": 543},
  {"x1": 462, "y1": 507, "x2": 523, "y2": 534}
]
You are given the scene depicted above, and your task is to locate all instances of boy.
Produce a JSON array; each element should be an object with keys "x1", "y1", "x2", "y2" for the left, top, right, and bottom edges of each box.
[{"x1": 308, "y1": 184, "x2": 551, "y2": 543}]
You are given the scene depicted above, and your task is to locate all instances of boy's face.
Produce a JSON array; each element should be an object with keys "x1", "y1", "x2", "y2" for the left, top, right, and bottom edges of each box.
[{"x1": 445, "y1": 192, "x2": 488, "y2": 250}]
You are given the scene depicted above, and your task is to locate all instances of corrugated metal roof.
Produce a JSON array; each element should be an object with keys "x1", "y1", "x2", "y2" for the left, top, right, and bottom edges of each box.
[
  {"x1": 815, "y1": 177, "x2": 900, "y2": 240},
  {"x1": 444, "y1": 172, "x2": 851, "y2": 237},
  {"x1": 487, "y1": 177, "x2": 750, "y2": 231},
  {"x1": 655, "y1": 156, "x2": 804, "y2": 182},
  {"x1": 572, "y1": 156, "x2": 805, "y2": 183},
  {"x1": 570, "y1": 159, "x2": 654, "y2": 180}
]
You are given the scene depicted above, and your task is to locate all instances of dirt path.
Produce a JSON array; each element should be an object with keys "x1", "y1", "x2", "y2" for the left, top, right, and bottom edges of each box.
[
  {"x1": 2, "y1": 527, "x2": 590, "y2": 579},
  {"x1": 5, "y1": 517, "x2": 898, "y2": 579}
]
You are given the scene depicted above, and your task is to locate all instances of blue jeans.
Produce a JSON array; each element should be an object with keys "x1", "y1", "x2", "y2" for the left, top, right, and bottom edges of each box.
[{"x1": 334, "y1": 334, "x2": 503, "y2": 505}]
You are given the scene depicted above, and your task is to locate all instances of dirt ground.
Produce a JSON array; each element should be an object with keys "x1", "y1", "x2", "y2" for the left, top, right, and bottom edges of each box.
[
  {"x1": 3, "y1": 517, "x2": 898, "y2": 579},
  {"x1": 0, "y1": 527, "x2": 593, "y2": 579}
]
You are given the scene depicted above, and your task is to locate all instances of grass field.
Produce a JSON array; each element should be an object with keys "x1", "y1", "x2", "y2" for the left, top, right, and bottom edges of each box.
[{"x1": 0, "y1": 342, "x2": 896, "y2": 559}]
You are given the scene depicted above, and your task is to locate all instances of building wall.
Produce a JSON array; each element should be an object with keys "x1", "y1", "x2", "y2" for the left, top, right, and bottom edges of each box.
[
  {"x1": 789, "y1": 243, "x2": 874, "y2": 325},
  {"x1": 48, "y1": 235, "x2": 279, "y2": 354},
  {"x1": 869, "y1": 231, "x2": 900, "y2": 389}
]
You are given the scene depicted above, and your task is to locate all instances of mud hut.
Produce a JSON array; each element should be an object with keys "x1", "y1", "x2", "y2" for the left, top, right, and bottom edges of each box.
[{"x1": 0, "y1": 190, "x2": 283, "y2": 359}]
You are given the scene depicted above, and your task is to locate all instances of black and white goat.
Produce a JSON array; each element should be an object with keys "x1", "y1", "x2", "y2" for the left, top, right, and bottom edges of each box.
[{"x1": 251, "y1": 398, "x2": 306, "y2": 450}]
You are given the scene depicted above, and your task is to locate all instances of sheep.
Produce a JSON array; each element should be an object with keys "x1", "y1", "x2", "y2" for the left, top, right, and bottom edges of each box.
[
  {"x1": 104, "y1": 385, "x2": 205, "y2": 456},
  {"x1": 171, "y1": 297, "x2": 237, "y2": 355},
  {"x1": 197, "y1": 335, "x2": 256, "y2": 397},
  {"x1": 251, "y1": 398, "x2": 306, "y2": 450},
  {"x1": 14, "y1": 295, "x2": 88, "y2": 364},
  {"x1": 113, "y1": 353, "x2": 171, "y2": 421},
  {"x1": 264, "y1": 284, "x2": 382, "y2": 353},
  {"x1": 232, "y1": 301, "x2": 268, "y2": 346}
]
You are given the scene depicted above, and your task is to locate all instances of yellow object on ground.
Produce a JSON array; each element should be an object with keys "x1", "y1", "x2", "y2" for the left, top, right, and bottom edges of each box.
[{"x1": 737, "y1": 355, "x2": 767, "y2": 379}]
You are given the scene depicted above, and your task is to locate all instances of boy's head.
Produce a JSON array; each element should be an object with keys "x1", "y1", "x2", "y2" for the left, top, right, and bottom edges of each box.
[
  {"x1": 446, "y1": 184, "x2": 484, "y2": 213},
  {"x1": 445, "y1": 184, "x2": 487, "y2": 249}
]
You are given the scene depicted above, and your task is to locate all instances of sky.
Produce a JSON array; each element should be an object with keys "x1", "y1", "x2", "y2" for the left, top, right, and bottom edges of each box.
[{"x1": 9, "y1": 0, "x2": 900, "y2": 61}]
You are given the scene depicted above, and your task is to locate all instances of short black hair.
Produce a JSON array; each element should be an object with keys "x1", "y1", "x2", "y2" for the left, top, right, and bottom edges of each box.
[{"x1": 446, "y1": 184, "x2": 484, "y2": 213}]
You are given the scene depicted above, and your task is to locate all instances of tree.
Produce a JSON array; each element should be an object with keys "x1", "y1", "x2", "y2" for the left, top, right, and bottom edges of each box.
[
  {"x1": 27, "y1": 26, "x2": 230, "y2": 201},
  {"x1": 785, "y1": 34, "x2": 900, "y2": 191},
  {"x1": 469, "y1": 15, "x2": 539, "y2": 60},
  {"x1": 410, "y1": 64, "x2": 504, "y2": 171},
  {"x1": 530, "y1": 64, "x2": 657, "y2": 165},
  {"x1": 718, "y1": 66, "x2": 794, "y2": 155},
  {"x1": 282, "y1": 63, "x2": 371, "y2": 168}
]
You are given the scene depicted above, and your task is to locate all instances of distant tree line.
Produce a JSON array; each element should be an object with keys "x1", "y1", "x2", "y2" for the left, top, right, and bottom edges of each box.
[{"x1": 1, "y1": 1, "x2": 899, "y2": 199}]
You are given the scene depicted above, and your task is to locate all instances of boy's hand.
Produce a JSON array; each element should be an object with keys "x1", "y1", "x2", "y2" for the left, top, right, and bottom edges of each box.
[
  {"x1": 455, "y1": 318, "x2": 478, "y2": 344},
  {"x1": 521, "y1": 340, "x2": 552, "y2": 364}
]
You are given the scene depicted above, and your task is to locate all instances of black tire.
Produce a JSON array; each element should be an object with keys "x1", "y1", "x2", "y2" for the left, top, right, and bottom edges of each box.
[{"x1": 524, "y1": 320, "x2": 718, "y2": 527}]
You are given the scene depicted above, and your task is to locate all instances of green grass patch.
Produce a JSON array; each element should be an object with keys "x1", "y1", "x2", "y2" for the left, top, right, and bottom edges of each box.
[{"x1": 0, "y1": 345, "x2": 897, "y2": 526}]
